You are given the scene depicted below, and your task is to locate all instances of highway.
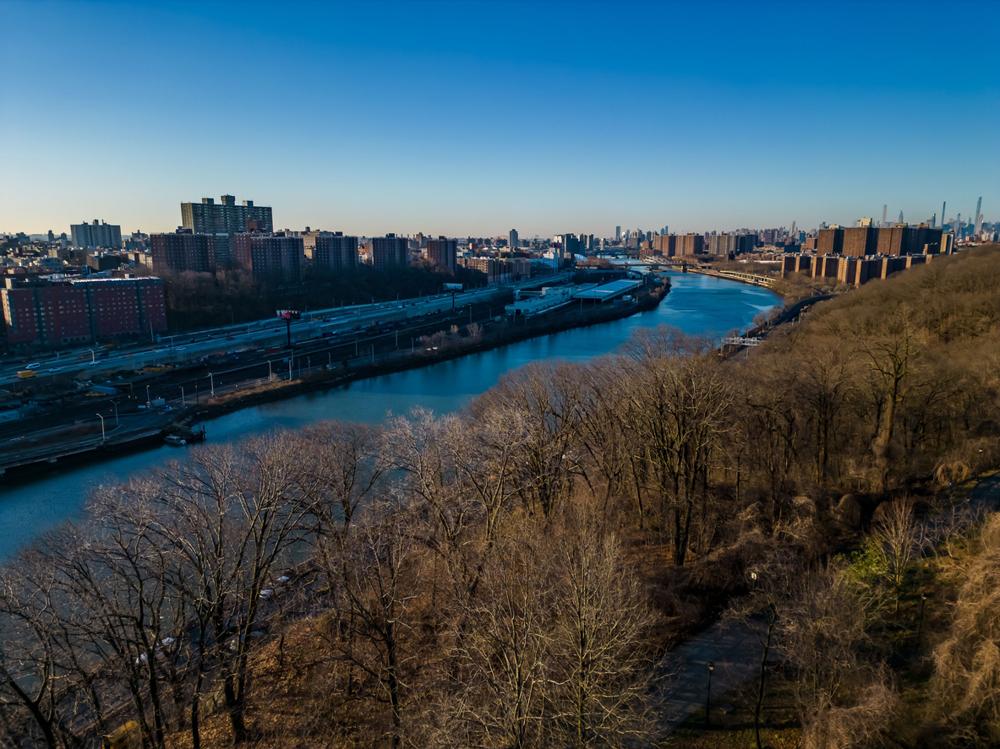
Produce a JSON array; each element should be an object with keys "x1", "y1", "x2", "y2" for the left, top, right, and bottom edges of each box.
[{"x1": 0, "y1": 274, "x2": 570, "y2": 388}]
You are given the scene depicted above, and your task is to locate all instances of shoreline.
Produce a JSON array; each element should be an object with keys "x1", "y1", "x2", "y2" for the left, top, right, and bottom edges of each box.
[{"x1": 1, "y1": 281, "x2": 670, "y2": 484}]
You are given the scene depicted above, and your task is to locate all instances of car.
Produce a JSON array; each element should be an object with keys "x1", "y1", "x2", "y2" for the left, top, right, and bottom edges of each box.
[{"x1": 24, "y1": 362, "x2": 40, "y2": 370}]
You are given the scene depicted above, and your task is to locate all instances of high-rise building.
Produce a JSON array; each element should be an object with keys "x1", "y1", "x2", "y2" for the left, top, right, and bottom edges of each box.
[
  {"x1": 232, "y1": 233, "x2": 302, "y2": 282},
  {"x1": 676, "y1": 233, "x2": 704, "y2": 256},
  {"x1": 974, "y1": 196, "x2": 983, "y2": 236},
  {"x1": 557, "y1": 233, "x2": 582, "y2": 259},
  {"x1": 313, "y1": 232, "x2": 359, "y2": 272},
  {"x1": 70, "y1": 219, "x2": 122, "y2": 249},
  {"x1": 371, "y1": 234, "x2": 409, "y2": 271},
  {"x1": 841, "y1": 227, "x2": 878, "y2": 256},
  {"x1": 150, "y1": 230, "x2": 225, "y2": 274},
  {"x1": 181, "y1": 194, "x2": 273, "y2": 234},
  {"x1": 426, "y1": 237, "x2": 458, "y2": 273},
  {"x1": 1, "y1": 276, "x2": 166, "y2": 347},
  {"x1": 818, "y1": 226, "x2": 946, "y2": 256},
  {"x1": 508, "y1": 228, "x2": 519, "y2": 251},
  {"x1": 614, "y1": 225, "x2": 621, "y2": 242}
]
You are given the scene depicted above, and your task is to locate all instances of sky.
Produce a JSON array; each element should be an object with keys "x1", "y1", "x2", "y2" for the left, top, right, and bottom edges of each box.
[{"x1": 1, "y1": 0, "x2": 998, "y2": 237}]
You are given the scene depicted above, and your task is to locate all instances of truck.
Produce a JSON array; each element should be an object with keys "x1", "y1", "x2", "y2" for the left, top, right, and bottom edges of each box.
[{"x1": 16, "y1": 370, "x2": 36, "y2": 379}]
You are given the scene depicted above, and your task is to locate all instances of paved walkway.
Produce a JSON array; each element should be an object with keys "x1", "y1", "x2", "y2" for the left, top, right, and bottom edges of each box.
[{"x1": 657, "y1": 616, "x2": 767, "y2": 733}]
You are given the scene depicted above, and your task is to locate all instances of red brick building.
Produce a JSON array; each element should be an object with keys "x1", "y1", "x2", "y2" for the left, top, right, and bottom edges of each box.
[
  {"x1": 1, "y1": 276, "x2": 166, "y2": 348},
  {"x1": 232, "y1": 233, "x2": 303, "y2": 282}
]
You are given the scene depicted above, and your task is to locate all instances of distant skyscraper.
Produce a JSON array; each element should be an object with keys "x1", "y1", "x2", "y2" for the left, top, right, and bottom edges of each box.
[
  {"x1": 509, "y1": 228, "x2": 519, "y2": 251},
  {"x1": 930, "y1": 212, "x2": 936, "y2": 228},
  {"x1": 941, "y1": 201, "x2": 947, "y2": 230},
  {"x1": 974, "y1": 196, "x2": 983, "y2": 236},
  {"x1": 71, "y1": 219, "x2": 122, "y2": 249},
  {"x1": 614, "y1": 225, "x2": 621, "y2": 242},
  {"x1": 881, "y1": 204, "x2": 888, "y2": 227},
  {"x1": 181, "y1": 194, "x2": 273, "y2": 234},
  {"x1": 897, "y1": 210, "x2": 904, "y2": 224}
]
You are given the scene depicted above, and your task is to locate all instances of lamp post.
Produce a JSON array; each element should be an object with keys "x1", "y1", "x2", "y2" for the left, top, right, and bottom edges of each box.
[
  {"x1": 917, "y1": 593, "x2": 928, "y2": 643},
  {"x1": 209, "y1": 372, "x2": 214, "y2": 398},
  {"x1": 89, "y1": 348, "x2": 96, "y2": 364},
  {"x1": 96, "y1": 413, "x2": 105, "y2": 442},
  {"x1": 145, "y1": 384, "x2": 151, "y2": 407},
  {"x1": 706, "y1": 661, "x2": 715, "y2": 728},
  {"x1": 111, "y1": 400, "x2": 119, "y2": 426}
]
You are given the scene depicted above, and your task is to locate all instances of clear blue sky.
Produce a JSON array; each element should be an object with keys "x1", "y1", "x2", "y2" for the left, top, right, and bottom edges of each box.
[{"x1": 2, "y1": 0, "x2": 997, "y2": 236}]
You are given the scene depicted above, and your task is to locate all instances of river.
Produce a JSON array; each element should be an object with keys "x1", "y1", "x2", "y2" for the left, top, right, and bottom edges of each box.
[{"x1": 0, "y1": 272, "x2": 779, "y2": 559}]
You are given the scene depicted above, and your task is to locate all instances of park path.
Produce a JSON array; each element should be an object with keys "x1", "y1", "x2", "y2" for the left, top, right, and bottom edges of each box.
[{"x1": 656, "y1": 615, "x2": 767, "y2": 733}]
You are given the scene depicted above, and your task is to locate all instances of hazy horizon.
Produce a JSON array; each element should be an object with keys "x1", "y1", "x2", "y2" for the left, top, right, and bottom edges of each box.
[{"x1": 2, "y1": 0, "x2": 997, "y2": 236}]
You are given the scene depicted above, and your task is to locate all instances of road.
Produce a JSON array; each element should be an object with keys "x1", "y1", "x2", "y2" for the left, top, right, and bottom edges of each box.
[{"x1": 0, "y1": 274, "x2": 570, "y2": 387}]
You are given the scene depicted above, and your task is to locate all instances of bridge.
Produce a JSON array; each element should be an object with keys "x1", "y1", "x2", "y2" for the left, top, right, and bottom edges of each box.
[
  {"x1": 722, "y1": 336, "x2": 763, "y2": 347},
  {"x1": 688, "y1": 268, "x2": 776, "y2": 288}
]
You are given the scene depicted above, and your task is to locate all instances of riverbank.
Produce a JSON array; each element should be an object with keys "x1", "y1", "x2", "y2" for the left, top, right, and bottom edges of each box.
[
  {"x1": 0, "y1": 270, "x2": 780, "y2": 559},
  {"x1": 0, "y1": 279, "x2": 669, "y2": 481}
]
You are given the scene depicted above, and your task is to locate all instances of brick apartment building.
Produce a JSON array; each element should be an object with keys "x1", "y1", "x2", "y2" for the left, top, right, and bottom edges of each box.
[
  {"x1": 780, "y1": 252, "x2": 935, "y2": 289},
  {"x1": 232, "y1": 233, "x2": 303, "y2": 283},
  {"x1": 371, "y1": 234, "x2": 409, "y2": 271},
  {"x1": 426, "y1": 237, "x2": 458, "y2": 274},
  {"x1": 313, "y1": 232, "x2": 359, "y2": 272},
  {"x1": 817, "y1": 226, "x2": 946, "y2": 257},
  {"x1": 150, "y1": 230, "x2": 227, "y2": 274},
  {"x1": 1, "y1": 276, "x2": 167, "y2": 347},
  {"x1": 652, "y1": 233, "x2": 707, "y2": 257}
]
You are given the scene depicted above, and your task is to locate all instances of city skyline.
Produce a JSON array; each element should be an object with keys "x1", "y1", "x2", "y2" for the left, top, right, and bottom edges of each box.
[{"x1": 2, "y1": 0, "x2": 997, "y2": 235}]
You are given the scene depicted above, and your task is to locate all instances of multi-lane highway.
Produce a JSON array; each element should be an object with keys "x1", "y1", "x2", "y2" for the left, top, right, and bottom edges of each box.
[{"x1": 0, "y1": 274, "x2": 570, "y2": 387}]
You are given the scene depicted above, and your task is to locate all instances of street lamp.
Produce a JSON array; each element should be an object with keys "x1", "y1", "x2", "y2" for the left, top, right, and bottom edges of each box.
[
  {"x1": 89, "y1": 348, "x2": 96, "y2": 364},
  {"x1": 145, "y1": 384, "x2": 151, "y2": 407},
  {"x1": 111, "y1": 400, "x2": 119, "y2": 426},
  {"x1": 706, "y1": 661, "x2": 715, "y2": 727},
  {"x1": 96, "y1": 413, "x2": 106, "y2": 442},
  {"x1": 917, "y1": 593, "x2": 928, "y2": 642}
]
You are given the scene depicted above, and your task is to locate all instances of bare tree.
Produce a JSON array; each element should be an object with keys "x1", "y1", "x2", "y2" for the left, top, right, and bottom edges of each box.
[
  {"x1": 626, "y1": 327, "x2": 733, "y2": 565},
  {"x1": 331, "y1": 502, "x2": 418, "y2": 749},
  {"x1": 543, "y1": 508, "x2": 659, "y2": 747}
]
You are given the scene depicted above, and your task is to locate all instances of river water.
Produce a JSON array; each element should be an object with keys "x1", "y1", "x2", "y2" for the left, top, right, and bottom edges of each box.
[{"x1": 0, "y1": 272, "x2": 779, "y2": 558}]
